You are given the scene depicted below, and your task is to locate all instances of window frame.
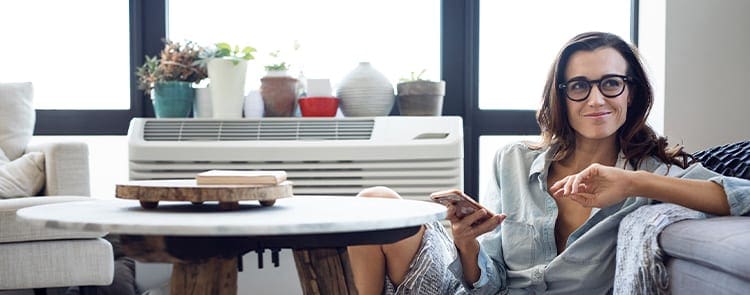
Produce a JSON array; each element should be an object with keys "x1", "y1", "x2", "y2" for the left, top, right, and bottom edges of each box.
[{"x1": 33, "y1": 0, "x2": 162, "y2": 135}]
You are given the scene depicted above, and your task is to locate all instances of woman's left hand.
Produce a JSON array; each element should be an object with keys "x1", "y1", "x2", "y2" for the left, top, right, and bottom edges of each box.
[{"x1": 550, "y1": 163, "x2": 635, "y2": 208}]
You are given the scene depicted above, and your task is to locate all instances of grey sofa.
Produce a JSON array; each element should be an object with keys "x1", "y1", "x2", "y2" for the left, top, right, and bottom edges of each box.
[{"x1": 659, "y1": 140, "x2": 750, "y2": 294}]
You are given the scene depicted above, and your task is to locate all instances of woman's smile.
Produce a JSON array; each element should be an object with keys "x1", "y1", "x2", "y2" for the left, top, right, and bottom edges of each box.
[{"x1": 584, "y1": 111, "x2": 612, "y2": 118}]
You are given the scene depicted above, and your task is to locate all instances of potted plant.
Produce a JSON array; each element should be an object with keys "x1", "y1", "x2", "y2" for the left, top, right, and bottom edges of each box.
[
  {"x1": 260, "y1": 48, "x2": 298, "y2": 117},
  {"x1": 201, "y1": 42, "x2": 256, "y2": 118},
  {"x1": 396, "y1": 70, "x2": 446, "y2": 116},
  {"x1": 263, "y1": 50, "x2": 291, "y2": 77},
  {"x1": 136, "y1": 40, "x2": 207, "y2": 118}
]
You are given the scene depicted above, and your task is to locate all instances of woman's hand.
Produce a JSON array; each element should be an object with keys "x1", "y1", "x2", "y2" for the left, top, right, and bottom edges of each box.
[
  {"x1": 447, "y1": 205, "x2": 506, "y2": 284},
  {"x1": 550, "y1": 163, "x2": 635, "y2": 208},
  {"x1": 446, "y1": 205, "x2": 505, "y2": 252}
]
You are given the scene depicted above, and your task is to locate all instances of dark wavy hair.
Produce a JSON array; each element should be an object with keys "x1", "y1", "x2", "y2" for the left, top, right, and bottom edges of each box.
[{"x1": 535, "y1": 32, "x2": 692, "y2": 169}]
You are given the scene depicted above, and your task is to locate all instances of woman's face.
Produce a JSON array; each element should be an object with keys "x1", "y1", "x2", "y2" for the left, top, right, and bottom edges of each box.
[{"x1": 563, "y1": 47, "x2": 630, "y2": 142}]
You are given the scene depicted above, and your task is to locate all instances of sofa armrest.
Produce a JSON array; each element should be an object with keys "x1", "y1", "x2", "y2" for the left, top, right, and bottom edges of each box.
[{"x1": 26, "y1": 141, "x2": 90, "y2": 196}]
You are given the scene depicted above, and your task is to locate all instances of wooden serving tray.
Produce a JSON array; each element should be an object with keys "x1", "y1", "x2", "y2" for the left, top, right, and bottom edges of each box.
[{"x1": 115, "y1": 179, "x2": 293, "y2": 210}]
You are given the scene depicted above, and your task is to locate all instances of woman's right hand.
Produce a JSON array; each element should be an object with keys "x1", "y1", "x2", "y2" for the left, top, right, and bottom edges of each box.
[{"x1": 447, "y1": 205, "x2": 506, "y2": 252}]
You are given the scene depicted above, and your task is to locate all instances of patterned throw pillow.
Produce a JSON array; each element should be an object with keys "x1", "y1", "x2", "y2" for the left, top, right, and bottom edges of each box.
[{"x1": 693, "y1": 140, "x2": 750, "y2": 180}]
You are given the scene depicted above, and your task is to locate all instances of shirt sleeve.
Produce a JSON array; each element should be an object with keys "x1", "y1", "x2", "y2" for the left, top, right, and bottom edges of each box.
[
  {"x1": 657, "y1": 162, "x2": 750, "y2": 216},
  {"x1": 447, "y1": 146, "x2": 510, "y2": 294}
]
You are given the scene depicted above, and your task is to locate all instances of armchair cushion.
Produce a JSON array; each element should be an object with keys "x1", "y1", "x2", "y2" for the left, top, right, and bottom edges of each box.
[
  {"x1": 0, "y1": 148, "x2": 45, "y2": 199},
  {"x1": 0, "y1": 82, "x2": 34, "y2": 161}
]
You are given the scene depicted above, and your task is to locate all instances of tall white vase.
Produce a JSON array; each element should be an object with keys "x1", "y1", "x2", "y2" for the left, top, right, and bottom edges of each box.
[
  {"x1": 336, "y1": 62, "x2": 394, "y2": 117},
  {"x1": 207, "y1": 58, "x2": 248, "y2": 118}
]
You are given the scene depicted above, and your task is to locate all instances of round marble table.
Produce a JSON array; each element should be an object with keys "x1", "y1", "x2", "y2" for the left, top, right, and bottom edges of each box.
[{"x1": 17, "y1": 196, "x2": 446, "y2": 295}]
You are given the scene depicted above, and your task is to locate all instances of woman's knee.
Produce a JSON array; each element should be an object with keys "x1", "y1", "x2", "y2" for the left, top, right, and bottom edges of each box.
[{"x1": 356, "y1": 186, "x2": 402, "y2": 199}]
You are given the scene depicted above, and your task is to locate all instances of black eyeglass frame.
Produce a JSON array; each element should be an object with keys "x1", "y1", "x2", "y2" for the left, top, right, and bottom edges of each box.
[{"x1": 558, "y1": 74, "x2": 633, "y2": 102}]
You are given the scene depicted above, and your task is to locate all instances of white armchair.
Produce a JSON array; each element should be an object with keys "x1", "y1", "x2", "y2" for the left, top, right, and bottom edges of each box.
[
  {"x1": 0, "y1": 82, "x2": 113, "y2": 294},
  {"x1": 0, "y1": 141, "x2": 114, "y2": 293}
]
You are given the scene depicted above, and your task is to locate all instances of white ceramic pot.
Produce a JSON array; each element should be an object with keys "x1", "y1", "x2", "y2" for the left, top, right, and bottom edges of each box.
[
  {"x1": 336, "y1": 62, "x2": 394, "y2": 117},
  {"x1": 207, "y1": 58, "x2": 248, "y2": 119},
  {"x1": 193, "y1": 84, "x2": 212, "y2": 118}
]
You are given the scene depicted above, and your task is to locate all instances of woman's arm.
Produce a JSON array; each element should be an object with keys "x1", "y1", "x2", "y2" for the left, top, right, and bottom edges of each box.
[
  {"x1": 550, "y1": 163, "x2": 730, "y2": 215},
  {"x1": 631, "y1": 170, "x2": 729, "y2": 215}
]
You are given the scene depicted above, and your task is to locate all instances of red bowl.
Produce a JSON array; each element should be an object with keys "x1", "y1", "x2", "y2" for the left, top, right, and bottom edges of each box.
[{"x1": 299, "y1": 96, "x2": 339, "y2": 117}]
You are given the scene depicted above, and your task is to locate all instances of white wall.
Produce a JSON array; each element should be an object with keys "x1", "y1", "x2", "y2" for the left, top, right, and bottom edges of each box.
[{"x1": 661, "y1": 0, "x2": 750, "y2": 151}]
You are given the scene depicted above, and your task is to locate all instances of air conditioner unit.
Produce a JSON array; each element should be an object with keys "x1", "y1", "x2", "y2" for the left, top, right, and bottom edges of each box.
[{"x1": 128, "y1": 116, "x2": 463, "y2": 201}]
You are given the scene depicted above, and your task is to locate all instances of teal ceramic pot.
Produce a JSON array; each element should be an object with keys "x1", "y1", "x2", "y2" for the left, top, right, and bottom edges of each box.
[{"x1": 152, "y1": 81, "x2": 195, "y2": 118}]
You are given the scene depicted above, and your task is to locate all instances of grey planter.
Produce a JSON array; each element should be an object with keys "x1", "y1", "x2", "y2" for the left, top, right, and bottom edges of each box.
[{"x1": 396, "y1": 80, "x2": 446, "y2": 116}]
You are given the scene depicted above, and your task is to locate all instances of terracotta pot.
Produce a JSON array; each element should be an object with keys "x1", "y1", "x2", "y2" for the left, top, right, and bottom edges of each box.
[{"x1": 260, "y1": 76, "x2": 298, "y2": 117}]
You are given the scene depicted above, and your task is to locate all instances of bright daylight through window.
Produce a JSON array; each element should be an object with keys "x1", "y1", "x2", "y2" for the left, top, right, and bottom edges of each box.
[
  {"x1": 0, "y1": 0, "x2": 130, "y2": 110},
  {"x1": 168, "y1": 0, "x2": 440, "y2": 96}
]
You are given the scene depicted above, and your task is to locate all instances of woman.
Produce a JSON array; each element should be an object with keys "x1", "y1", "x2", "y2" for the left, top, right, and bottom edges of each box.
[{"x1": 347, "y1": 32, "x2": 750, "y2": 294}]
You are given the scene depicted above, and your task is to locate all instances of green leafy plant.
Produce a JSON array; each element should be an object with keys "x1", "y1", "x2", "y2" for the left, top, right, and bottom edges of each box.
[
  {"x1": 264, "y1": 50, "x2": 290, "y2": 72},
  {"x1": 135, "y1": 40, "x2": 207, "y2": 96},
  {"x1": 200, "y1": 42, "x2": 257, "y2": 66},
  {"x1": 399, "y1": 69, "x2": 428, "y2": 83},
  {"x1": 263, "y1": 41, "x2": 301, "y2": 73}
]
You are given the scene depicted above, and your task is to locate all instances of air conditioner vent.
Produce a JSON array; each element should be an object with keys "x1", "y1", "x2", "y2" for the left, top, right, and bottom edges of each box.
[{"x1": 143, "y1": 119, "x2": 374, "y2": 141}]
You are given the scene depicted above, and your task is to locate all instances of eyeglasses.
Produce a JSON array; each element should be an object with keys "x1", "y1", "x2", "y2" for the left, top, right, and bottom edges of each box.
[{"x1": 558, "y1": 74, "x2": 632, "y2": 102}]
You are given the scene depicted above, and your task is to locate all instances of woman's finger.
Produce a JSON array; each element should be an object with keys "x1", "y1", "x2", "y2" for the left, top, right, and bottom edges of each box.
[{"x1": 570, "y1": 193, "x2": 596, "y2": 207}]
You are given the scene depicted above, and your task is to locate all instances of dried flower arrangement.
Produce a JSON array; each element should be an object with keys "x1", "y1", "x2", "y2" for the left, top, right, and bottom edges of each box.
[{"x1": 136, "y1": 39, "x2": 208, "y2": 95}]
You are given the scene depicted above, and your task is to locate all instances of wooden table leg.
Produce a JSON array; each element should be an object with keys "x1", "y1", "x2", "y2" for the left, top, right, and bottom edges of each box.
[
  {"x1": 170, "y1": 256, "x2": 238, "y2": 295},
  {"x1": 293, "y1": 248, "x2": 357, "y2": 295}
]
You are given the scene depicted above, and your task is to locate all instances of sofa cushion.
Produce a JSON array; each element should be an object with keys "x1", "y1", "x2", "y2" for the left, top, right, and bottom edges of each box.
[
  {"x1": 0, "y1": 238, "x2": 114, "y2": 289},
  {"x1": 659, "y1": 217, "x2": 750, "y2": 280},
  {"x1": 667, "y1": 258, "x2": 750, "y2": 295},
  {"x1": 0, "y1": 82, "x2": 35, "y2": 161}
]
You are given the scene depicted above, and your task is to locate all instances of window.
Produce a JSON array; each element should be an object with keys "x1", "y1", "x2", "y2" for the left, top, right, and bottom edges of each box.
[
  {"x1": 167, "y1": 0, "x2": 441, "y2": 93},
  {"x1": 0, "y1": 1, "x2": 130, "y2": 110}
]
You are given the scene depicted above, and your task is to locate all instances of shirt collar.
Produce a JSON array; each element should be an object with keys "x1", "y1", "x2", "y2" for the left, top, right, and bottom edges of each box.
[{"x1": 529, "y1": 144, "x2": 557, "y2": 180}]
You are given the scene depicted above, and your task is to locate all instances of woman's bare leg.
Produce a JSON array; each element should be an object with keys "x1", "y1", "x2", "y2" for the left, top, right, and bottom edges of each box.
[{"x1": 347, "y1": 186, "x2": 426, "y2": 295}]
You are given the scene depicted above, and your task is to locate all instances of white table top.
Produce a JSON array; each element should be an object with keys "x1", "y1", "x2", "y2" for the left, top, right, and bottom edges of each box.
[{"x1": 17, "y1": 196, "x2": 446, "y2": 236}]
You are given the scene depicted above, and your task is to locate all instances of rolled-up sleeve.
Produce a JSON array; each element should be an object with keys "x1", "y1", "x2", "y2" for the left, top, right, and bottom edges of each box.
[
  {"x1": 708, "y1": 175, "x2": 750, "y2": 216},
  {"x1": 447, "y1": 240, "x2": 507, "y2": 294}
]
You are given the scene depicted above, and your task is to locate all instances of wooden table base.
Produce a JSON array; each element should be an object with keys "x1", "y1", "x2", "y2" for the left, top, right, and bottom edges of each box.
[
  {"x1": 171, "y1": 257, "x2": 238, "y2": 295},
  {"x1": 293, "y1": 248, "x2": 358, "y2": 295}
]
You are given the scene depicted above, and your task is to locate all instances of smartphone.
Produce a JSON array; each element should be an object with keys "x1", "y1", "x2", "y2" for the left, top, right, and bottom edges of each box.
[{"x1": 430, "y1": 189, "x2": 488, "y2": 218}]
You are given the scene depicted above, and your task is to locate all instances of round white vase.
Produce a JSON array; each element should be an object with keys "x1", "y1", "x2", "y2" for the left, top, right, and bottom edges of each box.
[
  {"x1": 207, "y1": 58, "x2": 248, "y2": 119},
  {"x1": 336, "y1": 62, "x2": 394, "y2": 117}
]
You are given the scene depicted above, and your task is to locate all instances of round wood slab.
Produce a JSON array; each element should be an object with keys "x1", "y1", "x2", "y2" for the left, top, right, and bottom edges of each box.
[{"x1": 115, "y1": 179, "x2": 293, "y2": 209}]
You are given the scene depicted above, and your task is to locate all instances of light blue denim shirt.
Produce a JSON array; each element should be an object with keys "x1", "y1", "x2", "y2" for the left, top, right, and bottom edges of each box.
[{"x1": 448, "y1": 142, "x2": 750, "y2": 294}]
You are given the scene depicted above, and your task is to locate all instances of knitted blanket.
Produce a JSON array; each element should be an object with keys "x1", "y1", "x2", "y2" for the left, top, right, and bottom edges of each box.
[{"x1": 613, "y1": 203, "x2": 705, "y2": 294}]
